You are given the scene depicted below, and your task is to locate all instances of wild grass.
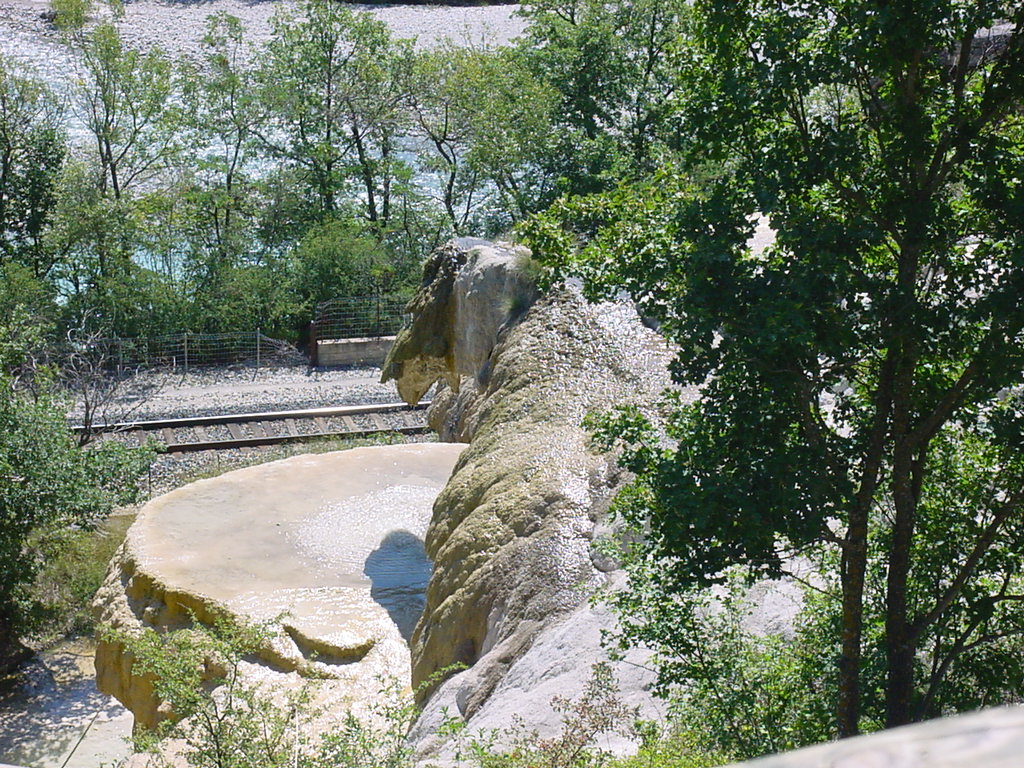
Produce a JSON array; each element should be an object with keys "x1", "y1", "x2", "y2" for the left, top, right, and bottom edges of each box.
[{"x1": 28, "y1": 512, "x2": 134, "y2": 646}]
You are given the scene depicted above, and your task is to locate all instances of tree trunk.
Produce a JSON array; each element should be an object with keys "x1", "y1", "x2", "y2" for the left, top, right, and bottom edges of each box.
[
  {"x1": 0, "y1": 620, "x2": 31, "y2": 675},
  {"x1": 838, "y1": 354, "x2": 896, "y2": 736},
  {"x1": 0, "y1": 146, "x2": 12, "y2": 241},
  {"x1": 352, "y1": 128, "x2": 378, "y2": 225},
  {"x1": 886, "y1": 428, "x2": 919, "y2": 727},
  {"x1": 885, "y1": 239, "x2": 924, "y2": 728},
  {"x1": 838, "y1": 519, "x2": 867, "y2": 737}
]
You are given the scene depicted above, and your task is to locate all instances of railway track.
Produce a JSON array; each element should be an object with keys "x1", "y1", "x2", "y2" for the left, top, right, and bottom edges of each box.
[{"x1": 72, "y1": 401, "x2": 431, "y2": 453}]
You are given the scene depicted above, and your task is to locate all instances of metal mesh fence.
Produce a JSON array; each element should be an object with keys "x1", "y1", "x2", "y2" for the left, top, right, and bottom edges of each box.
[
  {"x1": 89, "y1": 331, "x2": 302, "y2": 372},
  {"x1": 314, "y1": 295, "x2": 410, "y2": 340},
  {"x1": 73, "y1": 296, "x2": 406, "y2": 373}
]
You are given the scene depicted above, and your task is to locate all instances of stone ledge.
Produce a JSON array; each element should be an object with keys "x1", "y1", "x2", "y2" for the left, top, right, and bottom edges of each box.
[{"x1": 733, "y1": 705, "x2": 1024, "y2": 768}]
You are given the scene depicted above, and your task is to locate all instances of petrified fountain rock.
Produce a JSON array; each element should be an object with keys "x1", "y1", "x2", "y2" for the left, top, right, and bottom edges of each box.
[
  {"x1": 382, "y1": 239, "x2": 680, "y2": 756},
  {"x1": 94, "y1": 444, "x2": 465, "y2": 732},
  {"x1": 382, "y1": 237, "x2": 539, "y2": 408}
]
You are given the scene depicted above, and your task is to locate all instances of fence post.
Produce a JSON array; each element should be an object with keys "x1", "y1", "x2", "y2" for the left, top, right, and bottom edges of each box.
[
  {"x1": 256, "y1": 328, "x2": 261, "y2": 371},
  {"x1": 309, "y1": 321, "x2": 318, "y2": 367},
  {"x1": 183, "y1": 332, "x2": 189, "y2": 374}
]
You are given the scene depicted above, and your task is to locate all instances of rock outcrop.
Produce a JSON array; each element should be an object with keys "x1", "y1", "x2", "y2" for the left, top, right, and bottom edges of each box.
[
  {"x1": 94, "y1": 444, "x2": 465, "y2": 732},
  {"x1": 725, "y1": 705, "x2": 1024, "y2": 768},
  {"x1": 382, "y1": 237, "x2": 540, "y2": 409},
  {"x1": 382, "y1": 239, "x2": 683, "y2": 756}
]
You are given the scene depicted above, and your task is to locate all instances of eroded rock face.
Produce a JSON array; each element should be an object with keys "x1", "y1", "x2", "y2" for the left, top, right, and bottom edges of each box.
[
  {"x1": 382, "y1": 239, "x2": 682, "y2": 758},
  {"x1": 382, "y1": 237, "x2": 539, "y2": 407},
  {"x1": 93, "y1": 444, "x2": 466, "y2": 732}
]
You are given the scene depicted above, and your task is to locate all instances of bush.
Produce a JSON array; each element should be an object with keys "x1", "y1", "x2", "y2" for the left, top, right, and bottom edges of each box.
[
  {"x1": 107, "y1": 614, "x2": 419, "y2": 768},
  {"x1": 0, "y1": 313, "x2": 153, "y2": 669},
  {"x1": 437, "y1": 664, "x2": 724, "y2": 768},
  {"x1": 29, "y1": 512, "x2": 134, "y2": 643},
  {"x1": 107, "y1": 617, "x2": 726, "y2": 768},
  {"x1": 290, "y1": 219, "x2": 400, "y2": 305}
]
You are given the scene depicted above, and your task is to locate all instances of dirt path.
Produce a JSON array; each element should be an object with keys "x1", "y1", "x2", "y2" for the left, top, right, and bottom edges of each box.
[{"x1": 0, "y1": 639, "x2": 132, "y2": 768}]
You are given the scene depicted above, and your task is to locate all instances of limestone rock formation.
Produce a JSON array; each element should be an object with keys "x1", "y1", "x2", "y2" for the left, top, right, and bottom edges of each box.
[
  {"x1": 382, "y1": 237, "x2": 539, "y2": 408},
  {"x1": 726, "y1": 705, "x2": 1024, "y2": 768},
  {"x1": 382, "y1": 239, "x2": 682, "y2": 757},
  {"x1": 93, "y1": 444, "x2": 465, "y2": 732}
]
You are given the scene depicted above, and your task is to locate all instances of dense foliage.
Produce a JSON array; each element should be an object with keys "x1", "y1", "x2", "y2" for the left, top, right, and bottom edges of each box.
[
  {"x1": 525, "y1": 0, "x2": 1024, "y2": 752},
  {"x1": 0, "y1": 316, "x2": 152, "y2": 668},
  {"x1": 1, "y1": 0, "x2": 688, "y2": 346}
]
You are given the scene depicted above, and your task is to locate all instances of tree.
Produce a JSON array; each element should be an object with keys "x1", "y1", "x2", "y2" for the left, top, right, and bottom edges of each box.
[
  {"x1": 527, "y1": 0, "x2": 1024, "y2": 740},
  {"x1": 0, "y1": 56, "x2": 65, "y2": 280},
  {"x1": 52, "y1": 20, "x2": 185, "y2": 337},
  {"x1": 407, "y1": 44, "x2": 560, "y2": 232},
  {"x1": 517, "y1": 0, "x2": 687, "y2": 195},
  {"x1": 73, "y1": 22, "x2": 178, "y2": 201},
  {"x1": 407, "y1": 46, "x2": 485, "y2": 235},
  {"x1": 0, "y1": 312, "x2": 151, "y2": 670},
  {"x1": 256, "y1": 0, "x2": 413, "y2": 229},
  {"x1": 289, "y1": 218, "x2": 406, "y2": 309},
  {"x1": 170, "y1": 13, "x2": 267, "y2": 332},
  {"x1": 181, "y1": 13, "x2": 261, "y2": 272},
  {"x1": 44, "y1": 158, "x2": 155, "y2": 336},
  {"x1": 459, "y1": 48, "x2": 559, "y2": 224}
]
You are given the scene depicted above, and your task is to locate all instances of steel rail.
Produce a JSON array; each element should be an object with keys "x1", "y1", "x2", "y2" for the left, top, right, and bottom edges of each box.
[
  {"x1": 162, "y1": 424, "x2": 430, "y2": 453},
  {"x1": 70, "y1": 400, "x2": 429, "y2": 434}
]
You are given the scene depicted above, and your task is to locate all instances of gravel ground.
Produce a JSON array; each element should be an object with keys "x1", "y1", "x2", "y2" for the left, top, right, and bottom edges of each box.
[
  {"x1": 69, "y1": 362, "x2": 423, "y2": 423},
  {"x1": 143, "y1": 430, "x2": 436, "y2": 497},
  {"x1": 1, "y1": 0, "x2": 527, "y2": 101},
  {"x1": 67, "y1": 361, "x2": 436, "y2": 496}
]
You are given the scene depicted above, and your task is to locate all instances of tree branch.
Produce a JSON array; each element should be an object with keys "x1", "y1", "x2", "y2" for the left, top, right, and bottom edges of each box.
[{"x1": 910, "y1": 489, "x2": 1024, "y2": 640}]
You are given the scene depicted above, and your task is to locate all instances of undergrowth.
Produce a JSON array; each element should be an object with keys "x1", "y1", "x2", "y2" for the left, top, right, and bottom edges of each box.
[
  {"x1": 104, "y1": 615, "x2": 727, "y2": 768},
  {"x1": 28, "y1": 512, "x2": 135, "y2": 645}
]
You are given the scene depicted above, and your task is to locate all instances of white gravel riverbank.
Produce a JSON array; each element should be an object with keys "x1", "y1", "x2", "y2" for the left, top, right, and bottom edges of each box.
[{"x1": 1, "y1": 0, "x2": 526, "y2": 92}]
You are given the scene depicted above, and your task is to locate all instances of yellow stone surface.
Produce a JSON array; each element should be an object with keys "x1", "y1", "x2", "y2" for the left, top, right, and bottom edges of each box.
[{"x1": 94, "y1": 443, "x2": 466, "y2": 730}]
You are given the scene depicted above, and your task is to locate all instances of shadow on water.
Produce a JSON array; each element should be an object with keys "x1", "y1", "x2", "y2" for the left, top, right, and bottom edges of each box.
[{"x1": 364, "y1": 530, "x2": 432, "y2": 643}]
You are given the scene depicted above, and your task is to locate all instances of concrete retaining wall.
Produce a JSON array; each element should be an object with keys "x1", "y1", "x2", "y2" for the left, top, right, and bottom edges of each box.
[{"x1": 317, "y1": 336, "x2": 395, "y2": 367}]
